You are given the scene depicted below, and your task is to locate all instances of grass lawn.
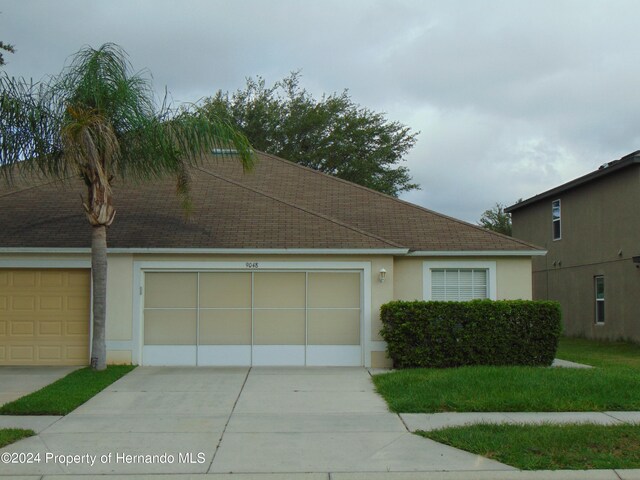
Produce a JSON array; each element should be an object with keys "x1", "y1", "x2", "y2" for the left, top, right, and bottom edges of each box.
[
  {"x1": 421, "y1": 423, "x2": 640, "y2": 470},
  {"x1": 0, "y1": 365, "x2": 135, "y2": 416},
  {"x1": 557, "y1": 336, "x2": 640, "y2": 369},
  {"x1": 375, "y1": 337, "x2": 640, "y2": 470},
  {"x1": 372, "y1": 337, "x2": 640, "y2": 413},
  {"x1": 0, "y1": 428, "x2": 35, "y2": 448}
]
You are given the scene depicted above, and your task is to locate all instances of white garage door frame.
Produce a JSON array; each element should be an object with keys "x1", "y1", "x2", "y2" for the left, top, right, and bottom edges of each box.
[{"x1": 132, "y1": 260, "x2": 373, "y2": 367}]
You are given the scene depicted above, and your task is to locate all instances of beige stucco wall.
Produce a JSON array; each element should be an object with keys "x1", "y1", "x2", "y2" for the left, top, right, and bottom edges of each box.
[
  {"x1": 496, "y1": 257, "x2": 533, "y2": 300},
  {"x1": 393, "y1": 258, "x2": 423, "y2": 300},
  {"x1": 106, "y1": 350, "x2": 132, "y2": 364},
  {"x1": 393, "y1": 256, "x2": 533, "y2": 301},
  {"x1": 1, "y1": 252, "x2": 533, "y2": 367},
  {"x1": 106, "y1": 254, "x2": 134, "y2": 341}
]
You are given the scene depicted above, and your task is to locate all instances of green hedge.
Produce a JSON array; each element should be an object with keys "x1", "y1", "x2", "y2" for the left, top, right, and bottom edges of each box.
[{"x1": 380, "y1": 300, "x2": 562, "y2": 368}]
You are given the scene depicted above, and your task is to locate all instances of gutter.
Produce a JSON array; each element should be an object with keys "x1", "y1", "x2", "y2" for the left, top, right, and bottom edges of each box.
[
  {"x1": 406, "y1": 250, "x2": 547, "y2": 257},
  {"x1": 0, "y1": 247, "x2": 546, "y2": 257},
  {"x1": 0, "y1": 247, "x2": 410, "y2": 255}
]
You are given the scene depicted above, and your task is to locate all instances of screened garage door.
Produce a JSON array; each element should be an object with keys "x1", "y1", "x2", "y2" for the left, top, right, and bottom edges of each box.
[
  {"x1": 142, "y1": 271, "x2": 362, "y2": 366},
  {"x1": 0, "y1": 269, "x2": 90, "y2": 365}
]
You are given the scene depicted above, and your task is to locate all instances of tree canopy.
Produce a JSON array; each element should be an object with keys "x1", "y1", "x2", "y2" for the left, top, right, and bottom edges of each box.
[
  {"x1": 201, "y1": 72, "x2": 419, "y2": 197},
  {"x1": 478, "y1": 203, "x2": 512, "y2": 236},
  {"x1": 0, "y1": 40, "x2": 15, "y2": 66}
]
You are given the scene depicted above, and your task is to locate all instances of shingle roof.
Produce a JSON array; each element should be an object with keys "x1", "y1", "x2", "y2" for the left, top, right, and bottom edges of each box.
[{"x1": 0, "y1": 151, "x2": 541, "y2": 252}]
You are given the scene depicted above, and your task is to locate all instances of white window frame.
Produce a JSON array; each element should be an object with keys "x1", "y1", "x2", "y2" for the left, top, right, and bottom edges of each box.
[
  {"x1": 552, "y1": 199, "x2": 562, "y2": 241},
  {"x1": 423, "y1": 260, "x2": 497, "y2": 301},
  {"x1": 594, "y1": 275, "x2": 605, "y2": 325}
]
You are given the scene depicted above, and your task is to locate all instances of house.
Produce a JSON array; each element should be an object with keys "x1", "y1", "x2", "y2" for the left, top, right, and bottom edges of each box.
[
  {"x1": 0, "y1": 151, "x2": 543, "y2": 367},
  {"x1": 506, "y1": 150, "x2": 640, "y2": 342}
]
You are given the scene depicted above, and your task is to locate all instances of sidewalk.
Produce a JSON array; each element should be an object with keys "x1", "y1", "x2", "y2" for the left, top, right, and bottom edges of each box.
[
  {"x1": 3, "y1": 410, "x2": 640, "y2": 479},
  {"x1": 401, "y1": 411, "x2": 640, "y2": 431}
]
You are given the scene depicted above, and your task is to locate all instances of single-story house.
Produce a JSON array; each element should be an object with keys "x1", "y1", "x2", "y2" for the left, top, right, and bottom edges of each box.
[{"x1": 0, "y1": 151, "x2": 544, "y2": 367}]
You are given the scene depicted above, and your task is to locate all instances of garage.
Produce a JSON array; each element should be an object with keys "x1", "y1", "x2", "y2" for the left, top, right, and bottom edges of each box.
[
  {"x1": 142, "y1": 270, "x2": 362, "y2": 366},
  {"x1": 0, "y1": 269, "x2": 90, "y2": 365}
]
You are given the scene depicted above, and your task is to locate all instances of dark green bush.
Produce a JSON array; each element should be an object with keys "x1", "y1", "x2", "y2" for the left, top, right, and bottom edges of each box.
[{"x1": 380, "y1": 300, "x2": 562, "y2": 368}]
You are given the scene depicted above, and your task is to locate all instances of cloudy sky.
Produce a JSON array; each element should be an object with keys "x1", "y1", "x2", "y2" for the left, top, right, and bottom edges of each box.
[{"x1": 2, "y1": 0, "x2": 639, "y2": 222}]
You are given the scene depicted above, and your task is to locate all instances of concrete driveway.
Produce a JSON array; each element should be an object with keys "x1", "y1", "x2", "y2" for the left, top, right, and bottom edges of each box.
[
  {"x1": 0, "y1": 367, "x2": 514, "y2": 476},
  {"x1": 0, "y1": 366, "x2": 79, "y2": 406}
]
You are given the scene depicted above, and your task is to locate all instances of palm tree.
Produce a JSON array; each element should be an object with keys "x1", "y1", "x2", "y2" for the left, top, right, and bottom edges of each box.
[{"x1": 0, "y1": 43, "x2": 254, "y2": 370}]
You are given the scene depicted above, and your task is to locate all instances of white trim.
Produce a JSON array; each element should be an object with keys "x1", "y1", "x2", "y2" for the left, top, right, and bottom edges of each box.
[
  {"x1": 132, "y1": 260, "x2": 372, "y2": 367},
  {"x1": 0, "y1": 247, "x2": 407, "y2": 255},
  {"x1": 0, "y1": 259, "x2": 90, "y2": 268},
  {"x1": 552, "y1": 199, "x2": 562, "y2": 241},
  {"x1": 0, "y1": 247, "x2": 544, "y2": 257},
  {"x1": 306, "y1": 346, "x2": 362, "y2": 366},
  {"x1": 198, "y1": 346, "x2": 251, "y2": 366},
  {"x1": 132, "y1": 263, "x2": 143, "y2": 365},
  {"x1": 0, "y1": 248, "x2": 91, "y2": 254},
  {"x1": 143, "y1": 345, "x2": 196, "y2": 366},
  {"x1": 408, "y1": 250, "x2": 546, "y2": 257},
  {"x1": 252, "y1": 346, "x2": 305, "y2": 366},
  {"x1": 369, "y1": 341, "x2": 388, "y2": 352},
  {"x1": 362, "y1": 265, "x2": 371, "y2": 367},
  {"x1": 135, "y1": 260, "x2": 369, "y2": 271},
  {"x1": 423, "y1": 260, "x2": 497, "y2": 301}
]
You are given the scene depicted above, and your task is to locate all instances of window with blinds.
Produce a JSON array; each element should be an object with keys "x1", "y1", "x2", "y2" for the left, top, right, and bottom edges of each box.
[{"x1": 431, "y1": 268, "x2": 488, "y2": 301}]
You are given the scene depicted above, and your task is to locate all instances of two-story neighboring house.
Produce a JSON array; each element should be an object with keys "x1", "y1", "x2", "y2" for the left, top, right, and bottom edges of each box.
[{"x1": 506, "y1": 150, "x2": 640, "y2": 342}]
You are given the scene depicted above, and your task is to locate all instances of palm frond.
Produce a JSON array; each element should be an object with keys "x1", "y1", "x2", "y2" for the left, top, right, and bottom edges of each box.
[{"x1": 1, "y1": 43, "x2": 255, "y2": 192}]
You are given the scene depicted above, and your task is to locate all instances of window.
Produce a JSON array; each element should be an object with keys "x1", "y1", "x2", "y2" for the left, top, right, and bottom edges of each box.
[
  {"x1": 424, "y1": 261, "x2": 497, "y2": 301},
  {"x1": 595, "y1": 276, "x2": 605, "y2": 324},
  {"x1": 552, "y1": 199, "x2": 561, "y2": 240},
  {"x1": 431, "y1": 269, "x2": 488, "y2": 301}
]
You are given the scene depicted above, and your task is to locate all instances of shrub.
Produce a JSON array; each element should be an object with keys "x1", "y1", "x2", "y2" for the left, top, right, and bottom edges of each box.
[{"x1": 380, "y1": 300, "x2": 562, "y2": 368}]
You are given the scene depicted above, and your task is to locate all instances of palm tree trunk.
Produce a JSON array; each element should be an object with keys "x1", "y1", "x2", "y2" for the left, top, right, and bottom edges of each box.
[{"x1": 90, "y1": 225, "x2": 108, "y2": 371}]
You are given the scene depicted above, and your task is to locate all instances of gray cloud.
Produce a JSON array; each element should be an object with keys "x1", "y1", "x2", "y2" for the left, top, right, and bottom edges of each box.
[{"x1": 2, "y1": 0, "x2": 639, "y2": 222}]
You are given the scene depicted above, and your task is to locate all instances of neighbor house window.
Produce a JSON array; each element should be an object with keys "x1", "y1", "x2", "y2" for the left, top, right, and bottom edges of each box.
[
  {"x1": 552, "y1": 199, "x2": 561, "y2": 240},
  {"x1": 424, "y1": 261, "x2": 497, "y2": 301},
  {"x1": 595, "y1": 276, "x2": 605, "y2": 324}
]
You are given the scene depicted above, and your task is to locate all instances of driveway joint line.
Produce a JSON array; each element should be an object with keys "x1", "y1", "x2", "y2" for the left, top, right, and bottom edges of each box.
[
  {"x1": 207, "y1": 366, "x2": 251, "y2": 471},
  {"x1": 367, "y1": 368, "x2": 411, "y2": 433},
  {"x1": 396, "y1": 413, "x2": 412, "y2": 432},
  {"x1": 39, "y1": 415, "x2": 66, "y2": 434}
]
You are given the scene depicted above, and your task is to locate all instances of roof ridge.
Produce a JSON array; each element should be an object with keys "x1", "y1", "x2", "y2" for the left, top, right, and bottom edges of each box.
[
  {"x1": 258, "y1": 151, "x2": 543, "y2": 251},
  {"x1": 193, "y1": 164, "x2": 406, "y2": 249}
]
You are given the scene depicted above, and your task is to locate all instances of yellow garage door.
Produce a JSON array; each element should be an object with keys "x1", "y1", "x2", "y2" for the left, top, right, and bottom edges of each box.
[{"x1": 0, "y1": 269, "x2": 90, "y2": 365}]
